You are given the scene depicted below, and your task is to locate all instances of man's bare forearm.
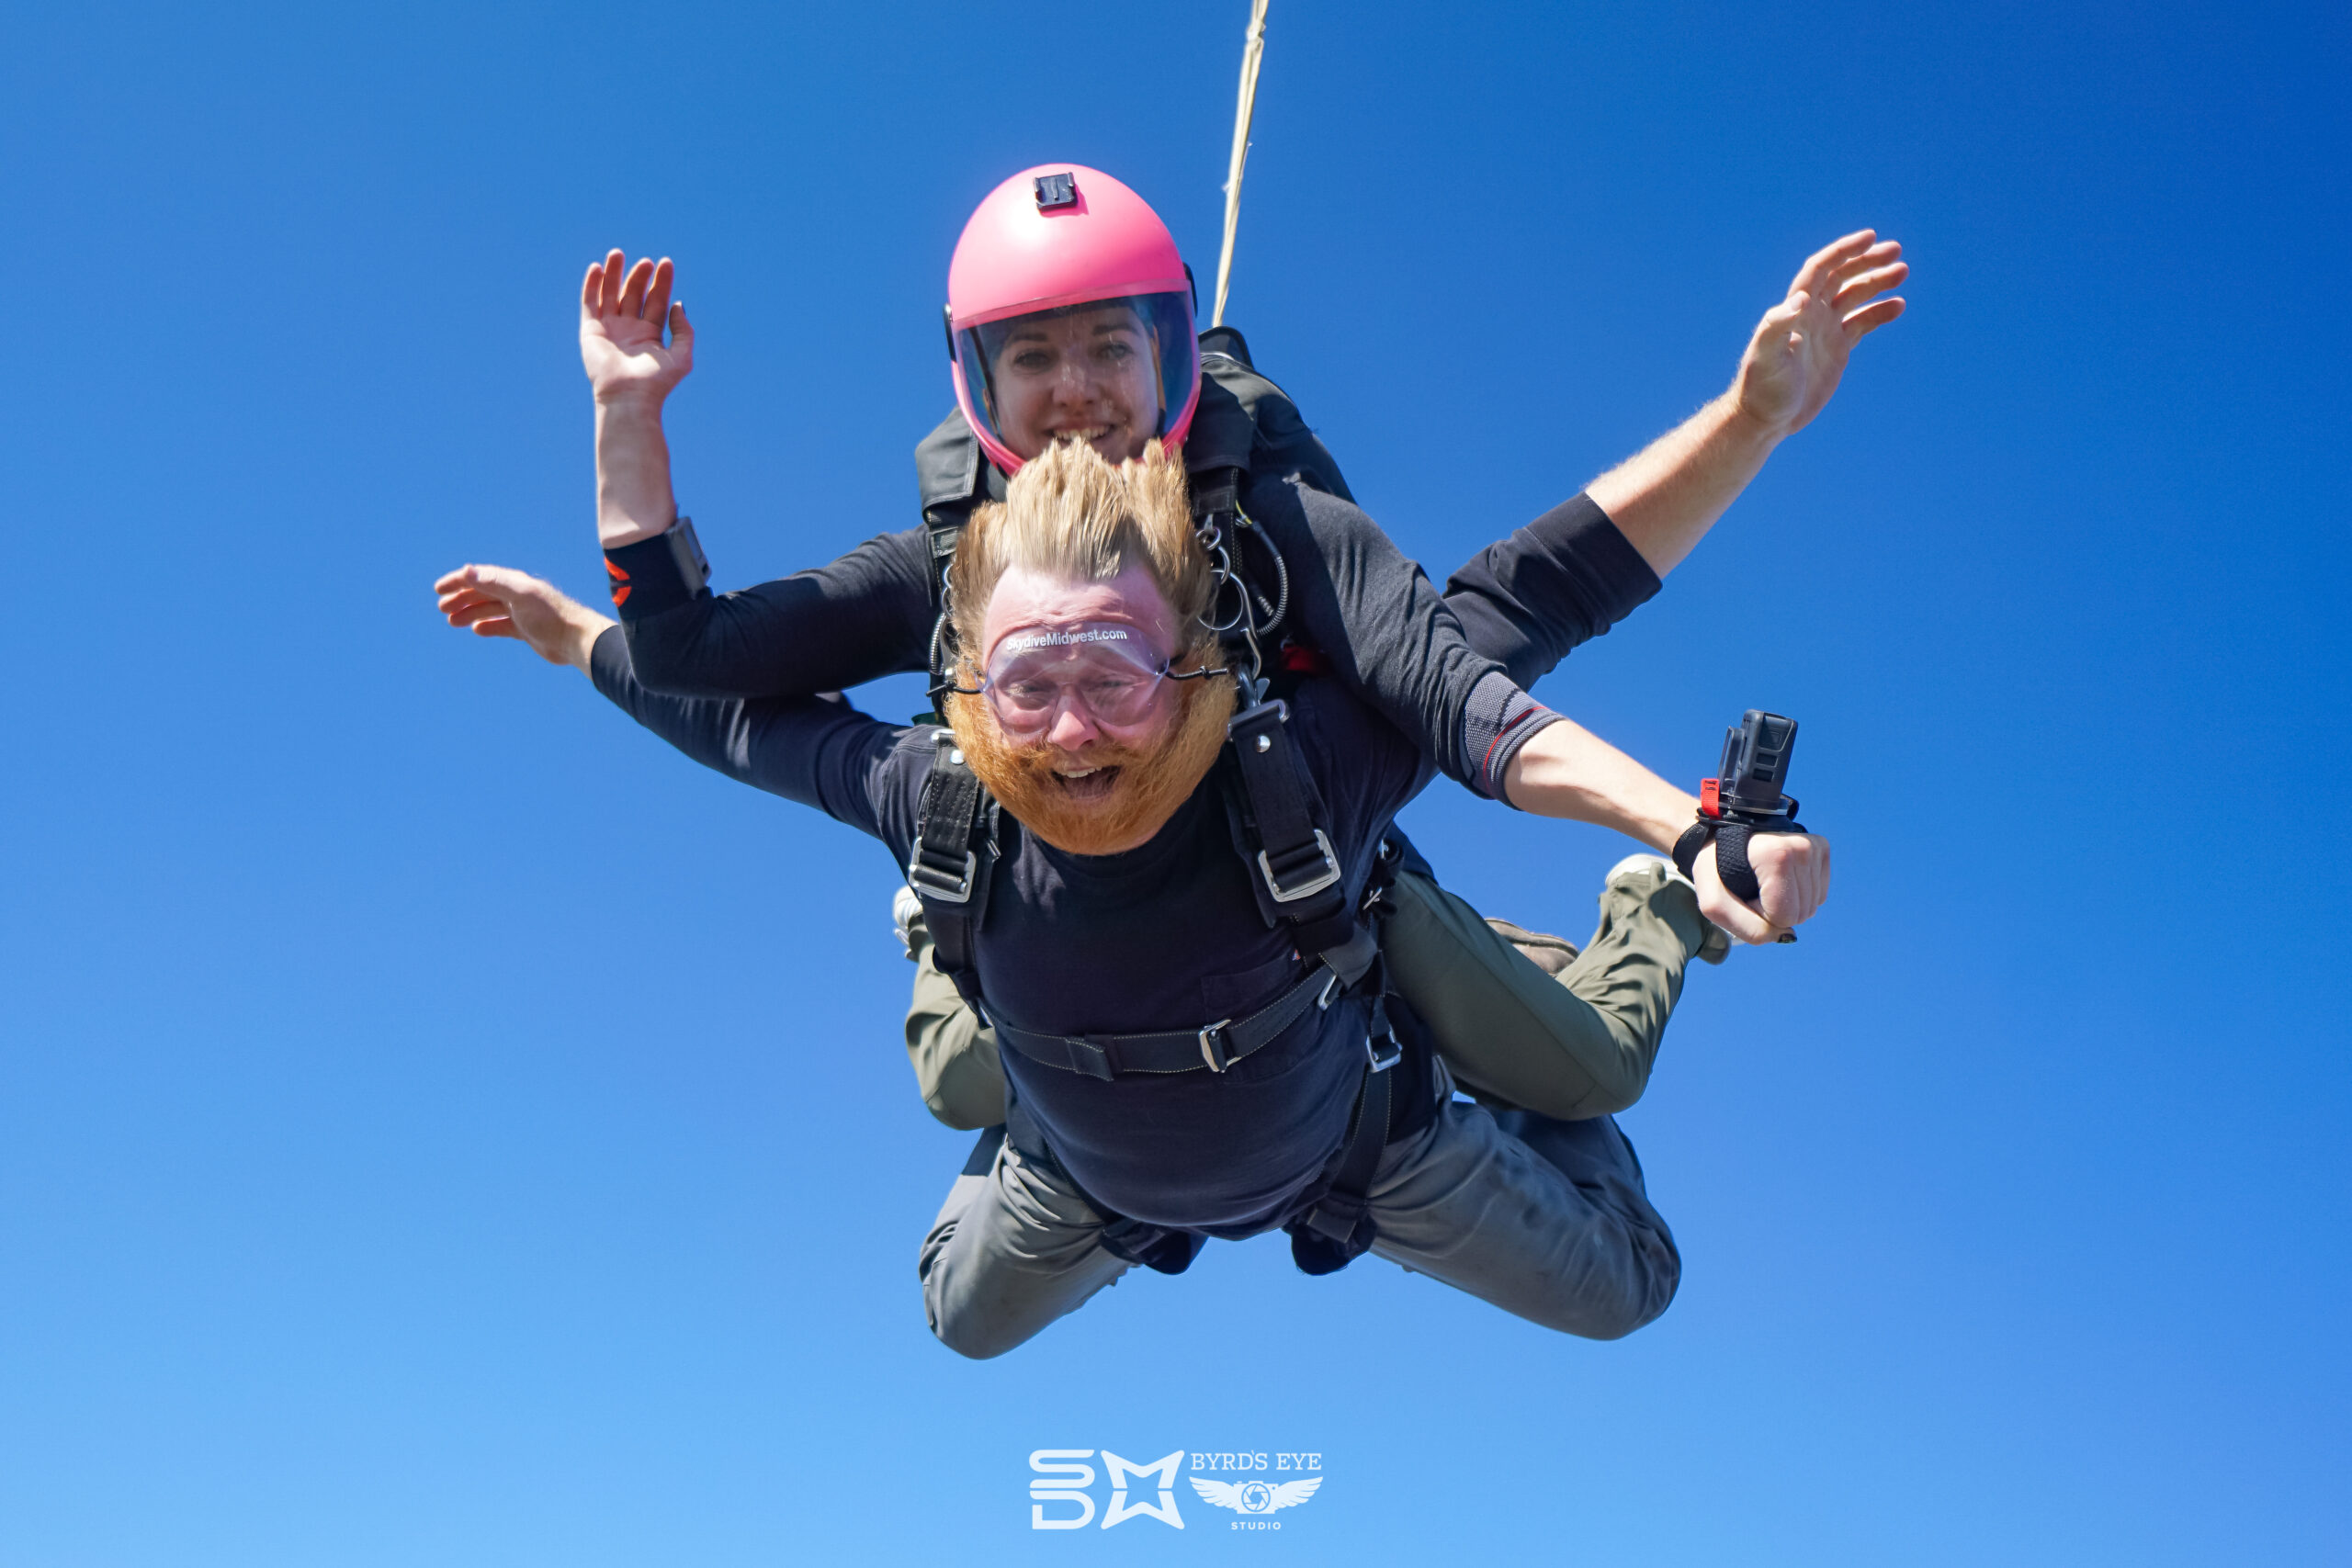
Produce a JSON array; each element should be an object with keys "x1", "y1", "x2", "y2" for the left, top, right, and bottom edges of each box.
[
  {"x1": 595, "y1": 396, "x2": 677, "y2": 548},
  {"x1": 1499, "y1": 717, "x2": 1695, "y2": 851},
  {"x1": 1584, "y1": 392, "x2": 1781, "y2": 579}
]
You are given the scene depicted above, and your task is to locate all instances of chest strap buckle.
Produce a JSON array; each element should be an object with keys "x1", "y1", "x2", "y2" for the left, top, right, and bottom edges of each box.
[
  {"x1": 1258, "y1": 829, "x2": 1341, "y2": 904},
  {"x1": 908, "y1": 845, "x2": 978, "y2": 904},
  {"x1": 1199, "y1": 1020, "x2": 1236, "y2": 1073}
]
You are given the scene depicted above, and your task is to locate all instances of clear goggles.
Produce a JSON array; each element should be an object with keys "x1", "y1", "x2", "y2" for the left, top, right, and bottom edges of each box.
[
  {"x1": 956, "y1": 622, "x2": 1217, "y2": 736},
  {"x1": 954, "y1": 293, "x2": 1197, "y2": 456}
]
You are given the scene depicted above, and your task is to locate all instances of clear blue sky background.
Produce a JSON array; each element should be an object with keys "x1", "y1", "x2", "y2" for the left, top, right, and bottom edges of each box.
[{"x1": 4, "y1": 1, "x2": 2346, "y2": 1562}]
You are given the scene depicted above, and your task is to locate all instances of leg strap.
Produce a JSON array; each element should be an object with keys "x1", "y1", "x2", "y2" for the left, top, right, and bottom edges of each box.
[{"x1": 1286, "y1": 1024, "x2": 1404, "y2": 1276}]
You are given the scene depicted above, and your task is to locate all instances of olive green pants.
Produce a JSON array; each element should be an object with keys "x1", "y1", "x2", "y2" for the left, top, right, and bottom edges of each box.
[{"x1": 901, "y1": 859, "x2": 1720, "y2": 1130}]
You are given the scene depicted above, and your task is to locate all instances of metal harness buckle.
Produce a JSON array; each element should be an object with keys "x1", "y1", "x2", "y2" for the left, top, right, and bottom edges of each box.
[
  {"x1": 1258, "y1": 829, "x2": 1342, "y2": 904},
  {"x1": 1199, "y1": 1020, "x2": 1235, "y2": 1073},
  {"x1": 1365, "y1": 1031, "x2": 1402, "y2": 1073},
  {"x1": 1317, "y1": 967, "x2": 1343, "y2": 1010},
  {"x1": 907, "y1": 846, "x2": 978, "y2": 904}
]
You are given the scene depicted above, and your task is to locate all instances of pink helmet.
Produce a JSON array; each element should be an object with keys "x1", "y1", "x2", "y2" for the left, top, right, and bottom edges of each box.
[{"x1": 946, "y1": 164, "x2": 1201, "y2": 476}]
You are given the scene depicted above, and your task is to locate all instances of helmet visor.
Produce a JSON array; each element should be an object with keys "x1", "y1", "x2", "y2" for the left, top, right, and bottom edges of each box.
[{"x1": 954, "y1": 292, "x2": 1196, "y2": 465}]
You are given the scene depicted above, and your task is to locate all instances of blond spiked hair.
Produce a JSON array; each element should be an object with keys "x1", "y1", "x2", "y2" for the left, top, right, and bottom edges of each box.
[{"x1": 947, "y1": 438, "x2": 1216, "y2": 671}]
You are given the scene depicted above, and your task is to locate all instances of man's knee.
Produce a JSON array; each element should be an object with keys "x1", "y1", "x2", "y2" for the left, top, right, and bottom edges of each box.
[
  {"x1": 1532, "y1": 1224, "x2": 1681, "y2": 1340},
  {"x1": 924, "y1": 1294, "x2": 1029, "y2": 1360},
  {"x1": 920, "y1": 1235, "x2": 1116, "y2": 1360},
  {"x1": 1487, "y1": 1110, "x2": 1682, "y2": 1338},
  {"x1": 919, "y1": 1187, "x2": 1034, "y2": 1361}
]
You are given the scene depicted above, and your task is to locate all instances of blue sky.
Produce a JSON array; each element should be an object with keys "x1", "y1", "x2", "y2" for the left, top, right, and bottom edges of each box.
[{"x1": 3, "y1": 1, "x2": 2346, "y2": 1562}]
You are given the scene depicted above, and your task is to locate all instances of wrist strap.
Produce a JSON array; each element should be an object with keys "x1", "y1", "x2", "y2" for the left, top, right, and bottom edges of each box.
[
  {"x1": 1674, "y1": 790, "x2": 1807, "y2": 904},
  {"x1": 1671, "y1": 819, "x2": 1715, "y2": 884}
]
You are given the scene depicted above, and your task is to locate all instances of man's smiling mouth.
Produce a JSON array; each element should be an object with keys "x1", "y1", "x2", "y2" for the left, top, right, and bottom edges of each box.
[{"x1": 1051, "y1": 764, "x2": 1121, "y2": 801}]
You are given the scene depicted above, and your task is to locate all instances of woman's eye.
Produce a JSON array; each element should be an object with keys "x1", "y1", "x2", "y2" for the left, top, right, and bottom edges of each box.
[
  {"x1": 1097, "y1": 341, "x2": 1135, "y2": 364},
  {"x1": 1011, "y1": 350, "x2": 1054, "y2": 373}
]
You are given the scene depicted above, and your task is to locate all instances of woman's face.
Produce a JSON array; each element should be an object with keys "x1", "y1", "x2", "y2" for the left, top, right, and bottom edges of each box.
[{"x1": 987, "y1": 305, "x2": 1162, "y2": 465}]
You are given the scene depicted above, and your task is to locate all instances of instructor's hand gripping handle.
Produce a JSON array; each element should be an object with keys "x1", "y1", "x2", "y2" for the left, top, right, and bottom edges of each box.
[{"x1": 1679, "y1": 710, "x2": 1809, "y2": 943}]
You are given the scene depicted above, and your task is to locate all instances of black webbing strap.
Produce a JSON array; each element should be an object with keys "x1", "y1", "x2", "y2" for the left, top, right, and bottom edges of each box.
[
  {"x1": 1226, "y1": 699, "x2": 1349, "y2": 933},
  {"x1": 1286, "y1": 1021, "x2": 1405, "y2": 1273},
  {"x1": 908, "y1": 731, "x2": 997, "y2": 1006},
  {"x1": 1673, "y1": 810, "x2": 1806, "y2": 903},
  {"x1": 1192, "y1": 465, "x2": 1244, "y2": 528},
  {"x1": 920, "y1": 502, "x2": 970, "y2": 706},
  {"x1": 912, "y1": 409, "x2": 990, "y2": 703},
  {"x1": 989, "y1": 958, "x2": 1342, "y2": 1081},
  {"x1": 922, "y1": 509, "x2": 966, "y2": 615},
  {"x1": 1713, "y1": 822, "x2": 1764, "y2": 903}
]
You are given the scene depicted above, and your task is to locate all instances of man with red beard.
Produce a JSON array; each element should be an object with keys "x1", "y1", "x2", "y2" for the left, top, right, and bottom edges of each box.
[{"x1": 436, "y1": 436, "x2": 1831, "y2": 1354}]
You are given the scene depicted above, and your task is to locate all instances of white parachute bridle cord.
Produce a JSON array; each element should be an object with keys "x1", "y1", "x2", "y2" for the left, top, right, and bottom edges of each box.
[{"x1": 1211, "y1": 0, "x2": 1271, "y2": 330}]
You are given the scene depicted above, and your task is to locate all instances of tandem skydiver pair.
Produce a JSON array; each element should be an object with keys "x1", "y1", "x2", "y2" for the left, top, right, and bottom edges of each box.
[{"x1": 435, "y1": 164, "x2": 1900, "y2": 1354}]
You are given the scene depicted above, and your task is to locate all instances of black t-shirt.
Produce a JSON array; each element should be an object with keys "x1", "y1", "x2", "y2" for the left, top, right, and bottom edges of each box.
[{"x1": 591, "y1": 632, "x2": 1427, "y2": 1233}]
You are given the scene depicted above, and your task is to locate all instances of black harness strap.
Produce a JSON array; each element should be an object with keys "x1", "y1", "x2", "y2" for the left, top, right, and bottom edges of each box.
[
  {"x1": 1286, "y1": 987, "x2": 1422, "y2": 1275},
  {"x1": 913, "y1": 410, "x2": 993, "y2": 706},
  {"x1": 1290, "y1": 1057, "x2": 1396, "y2": 1264},
  {"x1": 990, "y1": 959, "x2": 1340, "y2": 1080},
  {"x1": 907, "y1": 731, "x2": 998, "y2": 1010},
  {"x1": 1223, "y1": 700, "x2": 1368, "y2": 974}
]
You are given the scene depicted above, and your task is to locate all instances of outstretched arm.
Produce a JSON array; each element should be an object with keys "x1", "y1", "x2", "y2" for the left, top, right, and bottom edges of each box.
[
  {"x1": 1499, "y1": 717, "x2": 1829, "y2": 945},
  {"x1": 571, "y1": 252, "x2": 943, "y2": 697},
  {"x1": 582, "y1": 251, "x2": 695, "y2": 549},
  {"x1": 436, "y1": 562, "x2": 614, "y2": 671},
  {"x1": 434, "y1": 563, "x2": 903, "y2": 833},
  {"x1": 1585, "y1": 231, "x2": 1906, "y2": 577},
  {"x1": 1437, "y1": 232, "x2": 1905, "y2": 687}
]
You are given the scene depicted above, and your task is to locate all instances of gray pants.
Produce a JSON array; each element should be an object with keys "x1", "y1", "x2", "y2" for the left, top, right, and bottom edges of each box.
[
  {"x1": 920, "y1": 1084, "x2": 1681, "y2": 1359},
  {"x1": 903, "y1": 861, "x2": 1717, "y2": 1129}
]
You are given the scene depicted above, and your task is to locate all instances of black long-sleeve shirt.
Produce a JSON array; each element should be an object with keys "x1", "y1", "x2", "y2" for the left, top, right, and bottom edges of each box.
[{"x1": 611, "y1": 480, "x2": 1659, "y2": 797}]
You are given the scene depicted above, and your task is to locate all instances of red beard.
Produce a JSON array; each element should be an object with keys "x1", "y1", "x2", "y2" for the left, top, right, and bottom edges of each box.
[{"x1": 946, "y1": 672, "x2": 1236, "y2": 856}]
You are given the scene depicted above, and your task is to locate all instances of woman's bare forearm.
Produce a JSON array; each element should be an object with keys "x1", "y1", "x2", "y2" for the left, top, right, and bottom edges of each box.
[
  {"x1": 1583, "y1": 392, "x2": 1781, "y2": 579},
  {"x1": 1499, "y1": 716, "x2": 1696, "y2": 851},
  {"x1": 595, "y1": 395, "x2": 677, "y2": 548}
]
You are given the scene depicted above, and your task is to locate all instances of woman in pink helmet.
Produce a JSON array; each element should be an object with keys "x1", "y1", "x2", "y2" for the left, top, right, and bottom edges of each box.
[
  {"x1": 943, "y1": 165, "x2": 1205, "y2": 476},
  {"x1": 438, "y1": 164, "x2": 1899, "y2": 1138}
]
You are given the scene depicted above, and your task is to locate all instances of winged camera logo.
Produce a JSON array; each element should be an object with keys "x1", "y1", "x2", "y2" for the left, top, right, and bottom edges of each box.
[{"x1": 1190, "y1": 1476, "x2": 1323, "y2": 1515}]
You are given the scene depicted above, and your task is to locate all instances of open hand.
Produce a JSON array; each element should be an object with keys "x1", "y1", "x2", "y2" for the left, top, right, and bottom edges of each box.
[
  {"x1": 1692, "y1": 830, "x2": 1832, "y2": 945},
  {"x1": 1734, "y1": 231, "x2": 1906, "y2": 438},
  {"x1": 581, "y1": 251, "x2": 694, "y2": 406},
  {"x1": 434, "y1": 564, "x2": 615, "y2": 671}
]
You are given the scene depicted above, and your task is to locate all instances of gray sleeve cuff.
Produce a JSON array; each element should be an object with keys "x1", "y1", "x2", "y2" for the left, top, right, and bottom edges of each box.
[{"x1": 1460, "y1": 669, "x2": 1565, "y2": 803}]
